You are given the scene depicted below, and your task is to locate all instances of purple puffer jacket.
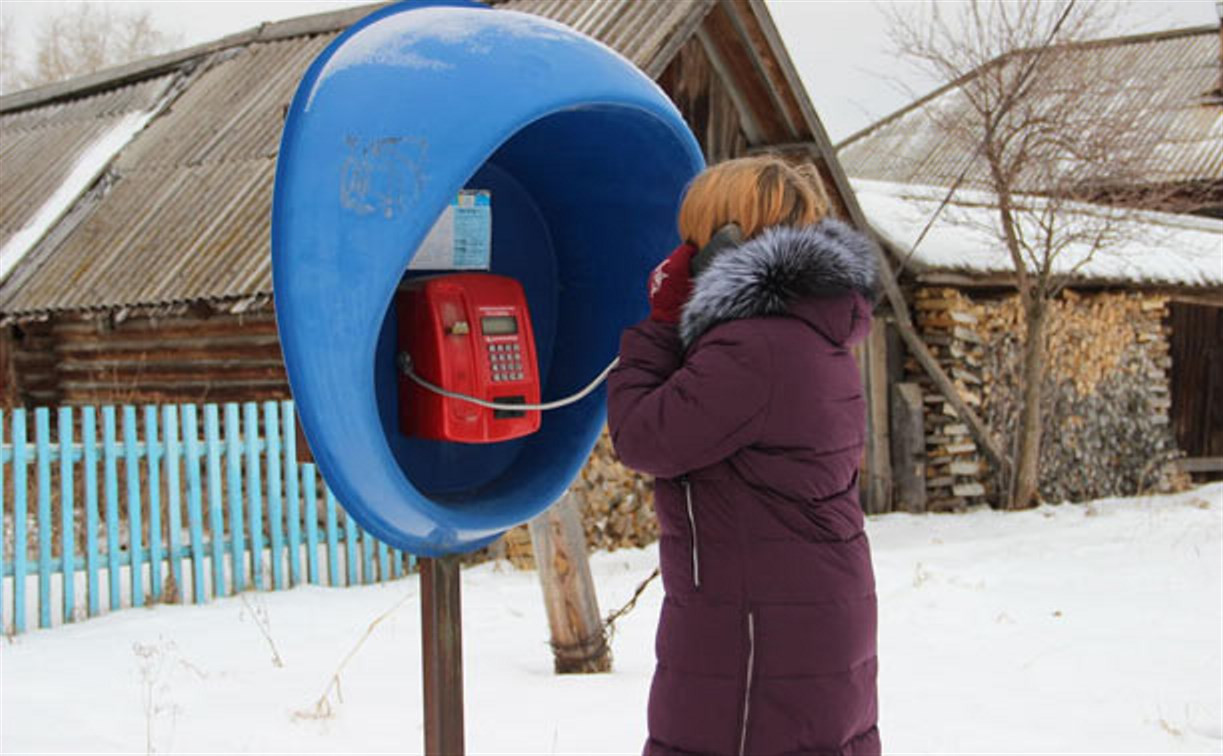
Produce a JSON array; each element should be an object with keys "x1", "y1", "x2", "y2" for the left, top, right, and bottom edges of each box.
[{"x1": 608, "y1": 220, "x2": 882, "y2": 756}]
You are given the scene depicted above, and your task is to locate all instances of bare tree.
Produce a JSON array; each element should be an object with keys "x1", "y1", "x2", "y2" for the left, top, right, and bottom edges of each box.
[
  {"x1": 885, "y1": 0, "x2": 1174, "y2": 509},
  {"x1": 2, "y1": 2, "x2": 179, "y2": 94}
]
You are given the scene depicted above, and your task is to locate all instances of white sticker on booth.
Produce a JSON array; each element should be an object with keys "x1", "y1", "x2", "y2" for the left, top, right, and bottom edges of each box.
[{"x1": 409, "y1": 190, "x2": 491, "y2": 270}]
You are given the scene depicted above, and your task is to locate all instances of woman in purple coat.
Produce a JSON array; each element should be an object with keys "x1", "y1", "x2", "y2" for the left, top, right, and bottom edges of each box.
[{"x1": 607, "y1": 156, "x2": 882, "y2": 756}]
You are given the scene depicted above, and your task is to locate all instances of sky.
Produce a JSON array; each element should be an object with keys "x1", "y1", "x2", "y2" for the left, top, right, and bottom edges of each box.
[{"x1": 1, "y1": 0, "x2": 1219, "y2": 142}]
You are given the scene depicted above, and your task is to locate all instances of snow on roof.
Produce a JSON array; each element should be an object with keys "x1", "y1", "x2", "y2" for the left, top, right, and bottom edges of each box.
[
  {"x1": 0, "y1": 109, "x2": 158, "y2": 283},
  {"x1": 852, "y1": 179, "x2": 1223, "y2": 288}
]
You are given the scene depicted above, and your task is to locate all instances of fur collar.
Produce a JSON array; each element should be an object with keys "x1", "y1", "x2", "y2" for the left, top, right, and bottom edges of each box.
[{"x1": 679, "y1": 219, "x2": 881, "y2": 348}]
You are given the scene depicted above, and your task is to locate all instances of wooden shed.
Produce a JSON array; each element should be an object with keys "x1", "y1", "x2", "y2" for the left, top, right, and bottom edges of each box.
[{"x1": 838, "y1": 25, "x2": 1223, "y2": 508}]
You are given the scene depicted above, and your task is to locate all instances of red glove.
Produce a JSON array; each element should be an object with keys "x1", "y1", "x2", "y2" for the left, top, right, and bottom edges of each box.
[{"x1": 648, "y1": 243, "x2": 697, "y2": 324}]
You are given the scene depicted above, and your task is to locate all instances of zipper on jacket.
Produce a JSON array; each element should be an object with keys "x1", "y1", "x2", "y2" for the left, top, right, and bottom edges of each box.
[
  {"x1": 739, "y1": 611, "x2": 756, "y2": 756},
  {"x1": 681, "y1": 477, "x2": 701, "y2": 590}
]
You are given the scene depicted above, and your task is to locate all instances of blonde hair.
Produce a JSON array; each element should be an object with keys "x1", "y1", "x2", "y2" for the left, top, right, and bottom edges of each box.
[{"x1": 678, "y1": 155, "x2": 831, "y2": 248}]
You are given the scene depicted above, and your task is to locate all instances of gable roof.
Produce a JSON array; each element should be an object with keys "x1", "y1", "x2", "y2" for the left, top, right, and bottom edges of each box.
[
  {"x1": 836, "y1": 24, "x2": 1223, "y2": 292},
  {"x1": 838, "y1": 25, "x2": 1223, "y2": 193},
  {"x1": 3, "y1": 0, "x2": 850, "y2": 323}
]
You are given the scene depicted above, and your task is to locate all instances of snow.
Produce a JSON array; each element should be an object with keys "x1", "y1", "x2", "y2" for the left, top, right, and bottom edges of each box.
[
  {"x1": 0, "y1": 110, "x2": 157, "y2": 283},
  {"x1": 853, "y1": 178, "x2": 1223, "y2": 287},
  {"x1": 2, "y1": 484, "x2": 1220, "y2": 753}
]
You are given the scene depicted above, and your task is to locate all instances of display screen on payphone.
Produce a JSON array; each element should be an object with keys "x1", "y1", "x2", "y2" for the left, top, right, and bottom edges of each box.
[{"x1": 481, "y1": 315, "x2": 518, "y2": 335}]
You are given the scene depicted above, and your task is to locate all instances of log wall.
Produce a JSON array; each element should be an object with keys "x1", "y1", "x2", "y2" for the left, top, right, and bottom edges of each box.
[
  {"x1": 0, "y1": 325, "x2": 17, "y2": 405},
  {"x1": 2, "y1": 307, "x2": 288, "y2": 408}
]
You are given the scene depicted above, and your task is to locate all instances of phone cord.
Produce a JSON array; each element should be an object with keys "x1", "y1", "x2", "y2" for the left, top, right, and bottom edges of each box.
[{"x1": 397, "y1": 354, "x2": 620, "y2": 412}]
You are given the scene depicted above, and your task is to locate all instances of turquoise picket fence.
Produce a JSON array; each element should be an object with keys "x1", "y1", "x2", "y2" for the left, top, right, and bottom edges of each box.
[{"x1": 0, "y1": 401, "x2": 413, "y2": 636}]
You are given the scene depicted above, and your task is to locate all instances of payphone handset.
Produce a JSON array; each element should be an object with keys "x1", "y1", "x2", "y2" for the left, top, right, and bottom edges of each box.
[{"x1": 398, "y1": 274, "x2": 542, "y2": 443}]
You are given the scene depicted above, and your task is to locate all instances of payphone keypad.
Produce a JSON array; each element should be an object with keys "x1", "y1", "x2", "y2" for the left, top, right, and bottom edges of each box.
[{"x1": 487, "y1": 342, "x2": 524, "y2": 382}]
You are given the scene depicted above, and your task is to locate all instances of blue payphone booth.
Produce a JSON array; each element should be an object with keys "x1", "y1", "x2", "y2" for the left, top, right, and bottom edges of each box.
[{"x1": 272, "y1": 0, "x2": 705, "y2": 557}]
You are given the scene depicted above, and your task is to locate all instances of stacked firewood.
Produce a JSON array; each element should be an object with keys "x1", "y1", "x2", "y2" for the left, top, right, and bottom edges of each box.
[
  {"x1": 980, "y1": 290, "x2": 1171, "y2": 398},
  {"x1": 497, "y1": 524, "x2": 536, "y2": 569},
  {"x1": 977, "y1": 290, "x2": 1188, "y2": 503},
  {"x1": 908, "y1": 287, "x2": 989, "y2": 511},
  {"x1": 488, "y1": 430, "x2": 657, "y2": 569},
  {"x1": 571, "y1": 430, "x2": 658, "y2": 551}
]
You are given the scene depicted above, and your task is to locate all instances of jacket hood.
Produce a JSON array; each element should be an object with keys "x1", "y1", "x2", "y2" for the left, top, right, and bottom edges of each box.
[{"x1": 679, "y1": 219, "x2": 881, "y2": 349}]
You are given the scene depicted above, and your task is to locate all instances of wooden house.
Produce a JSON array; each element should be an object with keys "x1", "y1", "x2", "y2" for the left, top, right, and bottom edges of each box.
[{"x1": 838, "y1": 25, "x2": 1223, "y2": 509}]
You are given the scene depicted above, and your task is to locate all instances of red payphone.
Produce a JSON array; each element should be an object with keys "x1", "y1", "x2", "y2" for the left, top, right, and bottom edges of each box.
[{"x1": 397, "y1": 274, "x2": 542, "y2": 443}]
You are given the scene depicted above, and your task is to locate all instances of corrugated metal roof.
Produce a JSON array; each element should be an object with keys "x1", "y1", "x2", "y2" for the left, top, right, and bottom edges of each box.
[
  {"x1": 118, "y1": 37, "x2": 335, "y2": 171},
  {"x1": 0, "y1": 75, "x2": 174, "y2": 247},
  {"x1": 0, "y1": 0, "x2": 714, "y2": 320},
  {"x1": 0, "y1": 36, "x2": 329, "y2": 316},
  {"x1": 499, "y1": 0, "x2": 710, "y2": 75},
  {"x1": 839, "y1": 26, "x2": 1223, "y2": 191}
]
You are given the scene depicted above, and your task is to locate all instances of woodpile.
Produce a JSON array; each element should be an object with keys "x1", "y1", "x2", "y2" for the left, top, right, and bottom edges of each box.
[
  {"x1": 481, "y1": 429, "x2": 657, "y2": 569},
  {"x1": 907, "y1": 288, "x2": 989, "y2": 511},
  {"x1": 571, "y1": 430, "x2": 658, "y2": 551},
  {"x1": 495, "y1": 524, "x2": 536, "y2": 570},
  {"x1": 904, "y1": 286, "x2": 1188, "y2": 509},
  {"x1": 976, "y1": 289, "x2": 1189, "y2": 503}
]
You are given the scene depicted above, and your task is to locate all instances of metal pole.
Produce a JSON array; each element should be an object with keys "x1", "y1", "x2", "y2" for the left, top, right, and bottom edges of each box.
[{"x1": 420, "y1": 554, "x2": 465, "y2": 755}]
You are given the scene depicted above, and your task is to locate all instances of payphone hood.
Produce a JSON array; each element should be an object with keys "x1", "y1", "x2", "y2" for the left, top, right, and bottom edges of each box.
[{"x1": 678, "y1": 219, "x2": 881, "y2": 350}]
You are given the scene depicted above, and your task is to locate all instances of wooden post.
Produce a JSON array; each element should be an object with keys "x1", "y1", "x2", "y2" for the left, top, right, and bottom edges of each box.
[
  {"x1": 863, "y1": 318, "x2": 893, "y2": 514},
  {"x1": 890, "y1": 382, "x2": 927, "y2": 513},
  {"x1": 528, "y1": 493, "x2": 611, "y2": 674},
  {"x1": 420, "y1": 555, "x2": 464, "y2": 755}
]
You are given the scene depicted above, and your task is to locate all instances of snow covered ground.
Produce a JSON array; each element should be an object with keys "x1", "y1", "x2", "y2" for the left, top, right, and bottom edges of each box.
[{"x1": 2, "y1": 484, "x2": 1220, "y2": 754}]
